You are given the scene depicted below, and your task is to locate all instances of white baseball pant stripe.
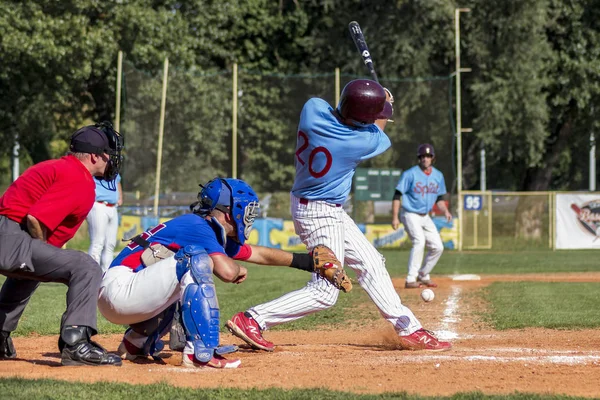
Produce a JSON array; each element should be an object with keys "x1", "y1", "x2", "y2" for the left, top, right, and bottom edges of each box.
[
  {"x1": 98, "y1": 259, "x2": 193, "y2": 326},
  {"x1": 400, "y1": 209, "x2": 443, "y2": 283},
  {"x1": 87, "y1": 202, "x2": 119, "y2": 272},
  {"x1": 248, "y1": 195, "x2": 422, "y2": 336}
]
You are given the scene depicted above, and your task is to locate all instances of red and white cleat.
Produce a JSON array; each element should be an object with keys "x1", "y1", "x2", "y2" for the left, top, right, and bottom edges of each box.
[
  {"x1": 226, "y1": 312, "x2": 274, "y2": 352},
  {"x1": 399, "y1": 329, "x2": 452, "y2": 352},
  {"x1": 417, "y1": 277, "x2": 438, "y2": 288},
  {"x1": 182, "y1": 353, "x2": 241, "y2": 369}
]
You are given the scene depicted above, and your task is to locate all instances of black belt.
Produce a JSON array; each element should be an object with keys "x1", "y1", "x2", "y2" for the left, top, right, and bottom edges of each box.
[{"x1": 299, "y1": 198, "x2": 342, "y2": 208}]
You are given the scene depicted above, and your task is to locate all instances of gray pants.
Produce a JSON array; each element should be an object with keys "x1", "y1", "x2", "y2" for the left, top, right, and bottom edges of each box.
[{"x1": 0, "y1": 216, "x2": 101, "y2": 334}]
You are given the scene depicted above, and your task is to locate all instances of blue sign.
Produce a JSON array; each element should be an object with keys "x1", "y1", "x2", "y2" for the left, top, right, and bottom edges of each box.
[{"x1": 464, "y1": 195, "x2": 483, "y2": 211}]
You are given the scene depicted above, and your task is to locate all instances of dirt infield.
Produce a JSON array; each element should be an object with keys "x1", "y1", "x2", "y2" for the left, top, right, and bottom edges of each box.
[{"x1": 1, "y1": 273, "x2": 600, "y2": 398}]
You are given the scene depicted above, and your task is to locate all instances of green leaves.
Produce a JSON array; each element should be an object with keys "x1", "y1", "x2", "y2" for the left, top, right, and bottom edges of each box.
[{"x1": 1, "y1": 0, "x2": 598, "y2": 192}]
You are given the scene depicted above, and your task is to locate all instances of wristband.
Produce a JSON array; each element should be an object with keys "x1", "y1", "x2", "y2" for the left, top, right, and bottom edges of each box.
[{"x1": 290, "y1": 253, "x2": 313, "y2": 272}]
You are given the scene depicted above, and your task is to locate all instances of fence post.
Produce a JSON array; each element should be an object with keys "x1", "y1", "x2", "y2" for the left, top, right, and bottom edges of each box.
[
  {"x1": 232, "y1": 63, "x2": 238, "y2": 178},
  {"x1": 153, "y1": 57, "x2": 169, "y2": 217},
  {"x1": 335, "y1": 67, "x2": 340, "y2": 106},
  {"x1": 115, "y1": 50, "x2": 123, "y2": 132}
]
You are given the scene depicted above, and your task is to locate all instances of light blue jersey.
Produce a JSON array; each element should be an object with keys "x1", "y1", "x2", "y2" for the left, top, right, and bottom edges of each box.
[
  {"x1": 94, "y1": 174, "x2": 121, "y2": 204},
  {"x1": 396, "y1": 166, "x2": 446, "y2": 214},
  {"x1": 291, "y1": 98, "x2": 391, "y2": 204}
]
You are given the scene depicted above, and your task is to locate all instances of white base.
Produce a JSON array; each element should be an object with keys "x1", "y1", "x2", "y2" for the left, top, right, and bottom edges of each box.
[{"x1": 450, "y1": 274, "x2": 481, "y2": 281}]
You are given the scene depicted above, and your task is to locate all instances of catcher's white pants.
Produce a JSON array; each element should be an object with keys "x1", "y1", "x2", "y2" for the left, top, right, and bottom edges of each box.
[
  {"x1": 86, "y1": 201, "x2": 119, "y2": 272},
  {"x1": 98, "y1": 258, "x2": 193, "y2": 326},
  {"x1": 400, "y1": 209, "x2": 444, "y2": 283},
  {"x1": 248, "y1": 195, "x2": 422, "y2": 336}
]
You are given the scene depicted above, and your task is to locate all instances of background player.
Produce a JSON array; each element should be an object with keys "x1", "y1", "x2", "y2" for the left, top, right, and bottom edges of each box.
[
  {"x1": 0, "y1": 122, "x2": 123, "y2": 366},
  {"x1": 391, "y1": 143, "x2": 452, "y2": 288},
  {"x1": 226, "y1": 80, "x2": 451, "y2": 352},
  {"x1": 98, "y1": 178, "x2": 319, "y2": 369},
  {"x1": 87, "y1": 173, "x2": 123, "y2": 272}
]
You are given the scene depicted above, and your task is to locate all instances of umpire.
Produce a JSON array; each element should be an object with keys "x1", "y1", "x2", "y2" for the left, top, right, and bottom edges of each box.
[{"x1": 0, "y1": 122, "x2": 124, "y2": 366}]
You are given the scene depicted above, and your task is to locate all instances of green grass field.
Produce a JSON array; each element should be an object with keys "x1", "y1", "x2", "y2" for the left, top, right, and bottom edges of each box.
[
  {"x1": 8, "y1": 249, "x2": 600, "y2": 336},
  {"x1": 2, "y1": 378, "x2": 589, "y2": 400},
  {"x1": 3, "y1": 248, "x2": 600, "y2": 399}
]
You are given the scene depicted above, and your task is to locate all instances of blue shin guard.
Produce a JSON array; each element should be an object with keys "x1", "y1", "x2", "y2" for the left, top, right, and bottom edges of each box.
[{"x1": 178, "y1": 245, "x2": 220, "y2": 362}]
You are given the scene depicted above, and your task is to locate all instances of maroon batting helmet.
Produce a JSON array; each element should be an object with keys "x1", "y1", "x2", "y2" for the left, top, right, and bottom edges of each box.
[
  {"x1": 337, "y1": 79, "x2": 393, "y2": 124},
  {"x1": 417, "y1": 143, "x2": 435, "y2": 157}
]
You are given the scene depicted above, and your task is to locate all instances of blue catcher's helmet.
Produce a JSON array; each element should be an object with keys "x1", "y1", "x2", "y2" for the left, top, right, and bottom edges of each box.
[{"x1": 191, "y1": 178, "x2": 260, "y2": 245}]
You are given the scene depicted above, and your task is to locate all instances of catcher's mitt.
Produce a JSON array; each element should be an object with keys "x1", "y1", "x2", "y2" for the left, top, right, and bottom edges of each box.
[{"x1": 312, "y1": 245, "x2": 352, "y2": 293}]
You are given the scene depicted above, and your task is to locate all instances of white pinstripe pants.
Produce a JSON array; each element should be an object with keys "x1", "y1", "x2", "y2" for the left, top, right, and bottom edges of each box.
[{"x1": 248, "y1": 195, "x2": 422, "y2": 336}]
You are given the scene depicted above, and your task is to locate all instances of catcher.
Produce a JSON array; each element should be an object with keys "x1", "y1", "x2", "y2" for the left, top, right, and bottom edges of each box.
[{"x1": 98, "y1": 177, "x2": 350, "y2": 369}]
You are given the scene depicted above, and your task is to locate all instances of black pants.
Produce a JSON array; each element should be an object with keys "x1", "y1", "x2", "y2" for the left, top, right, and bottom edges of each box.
[{"x1": 0, "y1": 216, "x2": 101, "y2": 334}]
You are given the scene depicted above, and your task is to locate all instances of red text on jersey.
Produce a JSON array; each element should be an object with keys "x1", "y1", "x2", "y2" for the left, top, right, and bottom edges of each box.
[{"x1": 295, "y1": 131, "x2": 333, "y2": 178}]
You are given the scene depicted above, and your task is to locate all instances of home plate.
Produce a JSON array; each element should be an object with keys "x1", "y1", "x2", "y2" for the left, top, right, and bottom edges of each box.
[{"x1": 451, "y1": 274, "x2": 481, "y2": 281}]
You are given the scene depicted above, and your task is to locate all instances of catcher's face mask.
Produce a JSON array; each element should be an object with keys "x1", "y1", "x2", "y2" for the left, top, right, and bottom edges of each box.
[
  {"x1": 69, "y1": 122, "x2": 124, "y2": 190},
  {"x1": 240, "y1": 200, "x2": 260, "y2": 242},
  {"x1": 95, "y1": 122, "x2": 124, "y2": 184}
]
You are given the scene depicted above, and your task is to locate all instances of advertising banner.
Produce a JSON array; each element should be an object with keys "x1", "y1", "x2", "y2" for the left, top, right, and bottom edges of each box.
[{"x1": 556, "y1": 194, "x2": 600, "y2": 249}]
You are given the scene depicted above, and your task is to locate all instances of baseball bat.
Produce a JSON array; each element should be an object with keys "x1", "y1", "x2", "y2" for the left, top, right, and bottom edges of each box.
[{"x1": 348, "y1": 21, "x2": 378, "y2": 82}]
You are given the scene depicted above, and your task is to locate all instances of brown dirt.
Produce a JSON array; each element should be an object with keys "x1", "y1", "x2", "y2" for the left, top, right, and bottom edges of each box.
[{"x1": 2, "y1": 273, "x2": 600, "y2": 398}]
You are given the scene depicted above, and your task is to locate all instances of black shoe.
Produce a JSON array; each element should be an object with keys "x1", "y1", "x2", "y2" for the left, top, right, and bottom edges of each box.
[
  {"x1": 0, "y1": 331, "x2": 16, "y2": 359},
  {"x1": 60, "y1": 326, "x2": 122, "y2": 366}
]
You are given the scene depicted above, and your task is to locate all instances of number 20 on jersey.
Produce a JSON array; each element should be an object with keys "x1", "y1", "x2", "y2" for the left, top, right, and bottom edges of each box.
[{"x1": 295, "y1": 131, "x2": 333, "y2": 178}]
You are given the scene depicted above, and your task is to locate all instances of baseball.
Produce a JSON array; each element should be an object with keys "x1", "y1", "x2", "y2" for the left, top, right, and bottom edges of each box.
[{"x1": 421, "y1": 288, "x2": 435, "y2": 302}]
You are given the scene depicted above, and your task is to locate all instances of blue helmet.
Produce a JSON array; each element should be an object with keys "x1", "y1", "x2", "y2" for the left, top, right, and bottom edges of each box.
[{"x1": 191, "y1": 178, "x2": 260, "y2": 245}]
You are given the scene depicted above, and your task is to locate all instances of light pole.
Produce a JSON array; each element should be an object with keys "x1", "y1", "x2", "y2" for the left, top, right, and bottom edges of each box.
[{"x1": 455, "y1": 7, "x2": 470, "y2": 251}]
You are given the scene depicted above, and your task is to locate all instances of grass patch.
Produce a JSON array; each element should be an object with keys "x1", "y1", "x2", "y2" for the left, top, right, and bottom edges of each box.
[
  {"x1": 6, "y1": 248, "x2": 600, "y2": 337},
  {"x1": 401, "y1": 249, "x2": 600, "y2": 276},
  {"x1": 484, "y1": 282, "x2": 600, "y2": 329},
  {"x1": 0, "y1": 378, "x2": 590, "y2": 400}
]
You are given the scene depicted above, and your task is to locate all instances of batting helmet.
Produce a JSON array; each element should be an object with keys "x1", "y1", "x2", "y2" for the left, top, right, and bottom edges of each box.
[
  {"x1": 192, "y1": 178, "x2": 260, "y2": 245},
  {"x1": 337, "y1": 79, "x2": 393, "y2": 124},
  {"x1": 417, "y1": 143, "x2": 435, "y2": 158}
]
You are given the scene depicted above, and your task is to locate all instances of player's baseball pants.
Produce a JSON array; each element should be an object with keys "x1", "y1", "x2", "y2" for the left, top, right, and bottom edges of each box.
[
  {"x1": 248, "y1": 196, "x2": 422, "y2": 336},
  {"x1": 0, "y1": 216, "x2": 101, "y2": 333},
  {"x1": 86, "y1": 201, "x2": 119, "y2": 272},
  {"x1": 98, "y1": 258, "x2": 193, "y2": 326},
  {"x1": 400, "y1": 210, "x2": 443, "y2": 283}
]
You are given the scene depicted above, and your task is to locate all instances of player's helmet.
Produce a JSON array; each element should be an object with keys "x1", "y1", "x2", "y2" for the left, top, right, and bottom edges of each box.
[
  {"x1": 417, "y1": 143, "x2": 435, "y2": 158},
  {"x1": 192, "y1": 178, "x2": 260, "y2": 245},
  {"x1": 337, "y1": 79, "x2": 393, "y2": 124}
]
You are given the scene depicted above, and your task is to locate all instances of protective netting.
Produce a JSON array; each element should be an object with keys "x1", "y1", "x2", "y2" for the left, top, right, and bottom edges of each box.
[{"x1": 118, "y1": 59, "x2": 455, "y2": 221}]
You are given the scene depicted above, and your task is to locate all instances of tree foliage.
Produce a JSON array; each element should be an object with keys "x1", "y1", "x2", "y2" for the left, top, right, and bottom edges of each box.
[{"x1": 1, "y1": 0, "x2": 599, "y2": 196}]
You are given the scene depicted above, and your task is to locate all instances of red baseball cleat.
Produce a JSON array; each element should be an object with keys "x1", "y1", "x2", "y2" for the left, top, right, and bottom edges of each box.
[
  {"x1": 117, "y1": 337, "x2": 143, "y2": 361},
  {"x1": 117, "y1": 333, "x2": 163, "y2": 361},
  {"x1": 398, "y1": 329, "x2": 452, "y2": 351},
  {"x1": 417, "y1": 277, "x2": 438, "y2": 288},
  {"x1": 226, "y1": 312, "x2": 274, "y2": 352},
  {"x1": 182, "y1": 353, "x2": 241, "y2": 369}
]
